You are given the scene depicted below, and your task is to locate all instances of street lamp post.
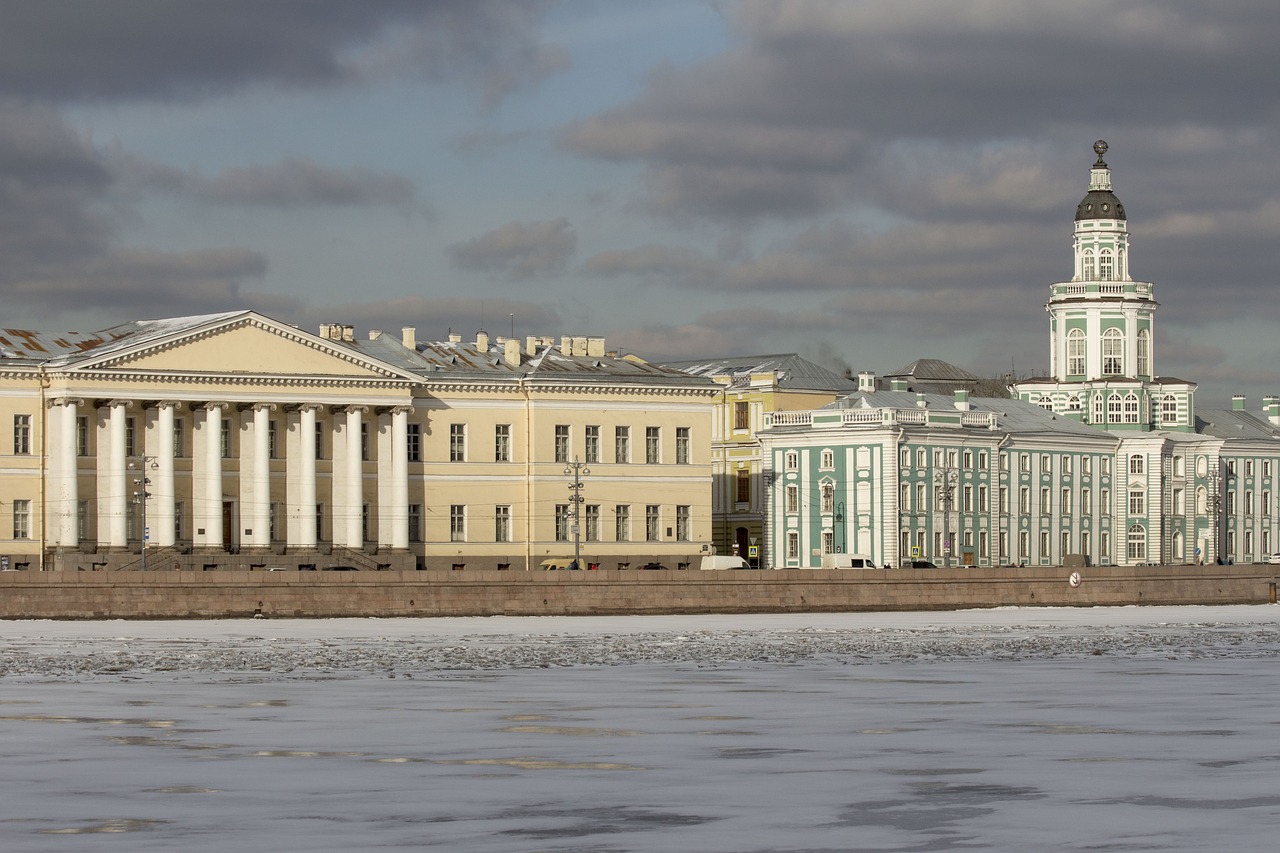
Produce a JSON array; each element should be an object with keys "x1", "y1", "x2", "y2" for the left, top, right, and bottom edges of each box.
[
  {"x1": 129, "y1": 455, "x2": 158, "y2": 570},
  {"x1": 934, "y1": 461, "x2": 959, "y2": 568},
  {"x1": 565, "y1": 457, "x2": 590, "y2": 570},
  {"x1": 835, "y1": 501, "x2": 845, "y2": 553}
]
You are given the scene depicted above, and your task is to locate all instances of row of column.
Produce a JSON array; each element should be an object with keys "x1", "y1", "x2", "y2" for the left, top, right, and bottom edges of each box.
[{"x1": 46, "y1": 398, "x2": 412, "y2": 552}]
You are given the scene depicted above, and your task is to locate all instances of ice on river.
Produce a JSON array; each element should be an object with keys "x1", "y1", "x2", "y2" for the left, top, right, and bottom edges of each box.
[{"x1": 2, "y1": 605, "x2": 1279, "y2": 852}]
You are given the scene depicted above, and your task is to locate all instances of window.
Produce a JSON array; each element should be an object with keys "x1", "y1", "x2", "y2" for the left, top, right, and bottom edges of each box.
[
  {"x1": 1020, "y1": 454, "x2": 1030, "y2": 472},
  {"x1": 1092, "y1": 394, "x2": 1104, "y2": 424},
  {"x1": 1246, "y1": 490, "x2": 1255, "y2": 514},
  {"x1": 13, "y1": 415, "x2": 30, "y2": 455},
  {"x1": 786, "y1": 485, "x2": 799, "y2": 514},
  {"x1": 554, "y1": 425, "x2": 570, "y2": 463},
  {"x1": 407, "y1": 423, "x2": 421, "y2": 462},
  {"x1": 555, "y1": 504, "x2": 571, "y2": 541},
  {"x1": 1082, "y1": 457, "x2": 1092, "y2": 476},
  {"x1": 1099, "y1": 250, "x2": 1113, "y2": 281},
  {"x1": 1067, "y1": 329, "x2": 1086, "y2": 376},
  {"x1": 646, "y1": 505, "x2": 660, "y2": 541},
  {"x1": 1266, "y1": 461, "x2": 1273, "y2": 478},
  {"x1": 585, "y1": 504, "x2": 600, "y2": 541},
  {"x1": 13, "y1": 499, "x2": 30, "y2": 539},
  {"x1": 494, "y1": 424, "x2": 510, "y2": 462},
  {"x1": 1246, "y1": 460, "x2": 1255, "y2": 478},
  {"x1": 1040, "y1": 531, "x2": 1050, "y2": 558},
  {"x1": 1127, "y1": 525, "x2": 1146, "y2": 560},
  {"x1": 126, "y1": 417, "x2": 138, "y2": 457},
  {"x1": 409, "y1": 505, "x2": 422, "y2": 542},
  {"x1": 822, "y1": 530, "x2": 835, "y2": 554},
  {"x1": 1101, "y1": 488, "x2": 1111, "y2": 514},
  {"x1": 1061, "y1": 488, "x2": 1071, "y2": 515},
  {"x1": 1082, "y1": 250, "x2": 1095, "y2": 280},
  {"x1": 916, "y1": 483, "x2": 926, "y2": 510},
  {"x1": 268, "y1": 420, "x2": 279, "y2": 459},
  {"x1": 821, "y1": 483, "x2": 835, "y2": 514},
  {"x1": 1172, "y1": 488, "x2": 1184, "y2": 515},
  {"x1": 999, "y1": 486, "x2": 1008, "y2": 515},
  {"x1": 1062, "y1": 456, "x2": 1072, "y2": 474},
  {"x1": 734, "y1": 401, "x2": 749, "y2": 430},
  {"x1": 785, "y1": 451, "x2": 799, "y2": 471},
  {"x1": 676, "y1": 505, "x2": 690, "y2": 541},
  {"x1": 646, "y1": 427, "x2": 660, "y2": 464},
  {"x1": 315, "y1": 422, "x2": 324, "y2": 460},
  {"x1": 963, "y1": 485, "x2": 973, "y2": 512},
  {"x1": 495, "y1": 506, "x2": 510, "y2": 543},
  {"x1": 821, "y1": 449, "x2": 835, "y2": 470},
  {"x1": 1019, "y1": 530, "x2": 1029, "y2": 560},
  {"x1": 999, "y1": 531, "x2": 1008, "y2": 560},
  {"x1": 900, "y1": 447, "x2": 911, "y2": 467},
  {"x1": 220, "y1": 420, "x2": 230, "y2": 458},
  {"x1": 449, "y1": 424, "x2": 466, "y2": 462},
  {"x1": 450, "y1": 505, "x2": 465, "y2": 542},
  {"x1": 916, "y1": 448, "x2": 926, "y2": 468},
  {"x1": 78, "y1": 416, "x2": 90, "y2": 456},
  {"x1": 1264, "y1": 492, "x2": 1271, "y2": 517},
  {"x1": 963, "y1": 450, "x2": 973, "y2": 469},
  {"x1": 1019, "y1": 486, "x2": 1030, "y2": 515},
  {"x1": 1137, "y1": 330, "x2": 1150, "y2": 377},
  {"x1": 615, "y1": 427, "x2": 630, "y2": 463},
  {"x1": 1101, "y1": 531, "x2": 1110, "y2": 561},
  {"x1": 736, "y1": 469, "x2": 751, "y2": 503},
  {"x1": 900, "y1": 482, "x2": 910, "y2": 509},
  {"x1": 1101, "y1": 457, "x2": 1111, "y2": 476},
  {"x1": 978, "y1": 484, "x2": 988, "y2": 510},
  {"x1": 1102, "y1": 329, "x2": 1123, "y2": 375},
  {"x1": 1162, "y1": 397, "x2": 1178, "y2": 425},
  {"x1": 786, "y1": 531, "x2": 799, "y2": 560},
  {"x1": 1128, "y1": 490, "x2": 1145, "y2": 516},
  {"x1": 1040, "y1": 487, "x2": 1050, "y2": 514},
  {"x1": 316, "y1": 504, "x2": 325, "y2": 541},
  {"x1": 360, "y1": 423, "x2": 370, "y2": 461},
  {"x1": 1128, "y1": 455, "x2": 1146, "y2": 477},
  {"x1": 585, "y1": 425, "x2": 600, "y2": 464},
  {"x1": 1123, "y1": 394, "x2": 1139, "y2": 424},
  {"x1": 1107, "y1": 394, "x2": 1122, "y2": 423},
  {"x1": 1082, "y1": 488, "x2": 1091, "y2": 515},
  {"x1": 676, "y1": 427, "x2": 690, "y2": 465},
  {"x1": 615, "y1": 505, "x2": 630, "y2": 541},
  {"x1": 1041, "y1": 455, "x2": 1052, "y2": 473}
]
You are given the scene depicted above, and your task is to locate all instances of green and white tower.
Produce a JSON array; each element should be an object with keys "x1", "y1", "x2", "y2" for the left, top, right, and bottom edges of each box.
[{"x1": 1015, "y1": 141, "x2": 1196, "y2": 432}]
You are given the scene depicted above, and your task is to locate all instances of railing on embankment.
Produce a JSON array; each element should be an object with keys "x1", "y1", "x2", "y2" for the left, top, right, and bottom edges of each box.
[{"x1": 1, "y1": 564, "x2": 1277, "y2": 619}]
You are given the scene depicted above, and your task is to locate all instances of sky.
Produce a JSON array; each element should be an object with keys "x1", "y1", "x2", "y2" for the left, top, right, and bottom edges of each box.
[{"x1": 3, "y1": 1, "x2": 1279, "y2": 407}]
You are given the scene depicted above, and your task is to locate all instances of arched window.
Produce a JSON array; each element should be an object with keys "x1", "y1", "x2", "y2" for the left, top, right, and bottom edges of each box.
[
  {"x1": 1117, "y1": 249, "x2": 1126, "y2": 280},
  {"x1": 1068, "y1": 395, "x2": 1082, "y2": 411},
  {"x1": 1038, "y1": 397, "x2": 1053, "y2": 411},
  {"x1": 1108, "y1": 394, "x2": 1123, "y2": 423},
  {"x1": 820, "y1": 481, "x2": 835, "y2": 515},
  {"x1": 1092, "y1": 394, "x2": 1104, "y2": 424},
  {"x1": 1129, "y1": 455, "x2": 1144, "y2": 475},
  {"x1": 1082, "y1": 250, "x2": 1096, "y2": 281},
  {"x1": 1127, "y1": 524, "x2": 1146, "y2": 561},
  {"x1": 1162, "y1": 397, "x2": 1178, "y2": 425},
  {"x1": 1100, "y1": 250, "x2": 1114, "y2": 281},
  {"x1": 1124, "y1": 393, "x2": 1139, "y2": 424},
  {"x1": 1067, "y1": 329, "x2": 1086, "y2": 376},
  {"x1": 1137, "y1": 330, "x2": 1150, "y2": 377},
  {"x1": 1196, "y1": 486, "x2": 1208, "y2": 514},
  {"x1": 1102, "y1": 328, "x2": 1123, "y2": 375}
]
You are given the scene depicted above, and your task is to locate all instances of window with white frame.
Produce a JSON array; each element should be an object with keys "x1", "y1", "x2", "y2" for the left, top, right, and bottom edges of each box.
[
  {"x1": 1128, "y1": 490, "x2": 1145, "y2": 516},
  {"x1": 1123, "y1": 393, "x2": 1139, "y2": 424},
  {"x1": 1067, "y1": 329, "x2": 1086, "y2": 375},
  {"x1": 585, "y1": 504, "x2": 600, "y2": 541},
  {"x1": 555, "y1": 504, "x2": 570, "y2": 541},
  {"x1": 820, "y1": 448, "x2": 834, "y2": 470},
  {"x1": 786, "y1": 485, "x2": 799, "y2": 514},
  {"x1": 645, "y1": 505, "x2": 660, "y2": 541},
  {"x1": 450, "y1": 505, "x2": 465, "y2": 542},
  {"x1": 449, "y1": 424, "x2": 465, "y2": 462},
  {"x1": 615, "y1": 504, "x2": 630, "y2": 541},
  {"x1": 494, "y1": 424, "x2": 510, "y2": 462},
  {"x1": 1127, "y1": 525, "x2": 1146, "y2": 560},
  {"x1": 585, "y1": 425, "x2": 600, "y2": 464},
  {"x1": 1102, "y1": 328, "x2": 1123, "y2": 375},
  {"x1": 12, "y1": 414, "x2": 30, "y2": 455},
  {"x1": 615, "y1": 426, "x2": 629, "y2": 462},
  {"x1": 13, "y1": 499, "x2": 31, "y2": 538},
  {"x1": 675, "y1": 505, "x2": 690, "y2": 541},
  {"x1": 676, "y1": 427, "x2": 691, "y2": 465},
  {"x1": 495, "y1": 505, "x2": 510, "y2": 543},
  {"x1": 785, "y1": 451, "x2": 798, "y2": 471},
  {"x1": 1137, "y1": 329, "x2": 1150, "y2": 377},
  {"x1": 821, "y1": 482, "x2": 835, "y2": 514},
  {"x1": 786, "y1": 531, "x2": 799, "y2": 560},
  {"x1": 554, "y1": 424, "x2": 570, "y2": 463},
  {"x1": 645, "y1": 427, "x2": 660, "y2": 464},
  {"x1": 406, "y1": 422, "x2": 421, "y2": 462}
]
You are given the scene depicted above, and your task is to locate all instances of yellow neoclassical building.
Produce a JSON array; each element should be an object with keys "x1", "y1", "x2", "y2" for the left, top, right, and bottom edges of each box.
[{"x1": 1, "y1": 311, "x2": 717, "y2": 572}]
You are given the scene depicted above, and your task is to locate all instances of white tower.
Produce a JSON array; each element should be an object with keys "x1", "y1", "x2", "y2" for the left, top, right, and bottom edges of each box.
[{"x1": 1015, "y1": 141, "x2": 1195, "y2": 432}]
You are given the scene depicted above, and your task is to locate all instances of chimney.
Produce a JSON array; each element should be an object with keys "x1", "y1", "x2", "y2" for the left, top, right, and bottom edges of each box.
[
  {"x1": 504, "y1": 338, "x2": 521, "y2": 367},
  {"x1": 368, "y1": 329, "x2": 382, "y2": 341},
  {"x1": 954, "y1": 389, "x2": 970, "y2": 411},
  {"x1": 587, "y1": 337, "x2": 605, "y2": 358},
  {"x1": 476, "y1": 330, "x2": 489, "y2": 351},
  {"x1": 560, "y1": 335, "x2": 572, "y2": 354},
  {"x1": 916, "y1": 392, "x2": 927, "y2": 409},
  {"x1": 858, "y1": 371, "x2": 876, "y2": 393},
  {"x1": 1232, "y1": 395, "x2": 1246, "y2": 411},
  {"x1": 448, "y1": 332, "x2": 462, "y2": 344},
  {"x1": 401, "y1": 327, "x2": 416, "y2": 349},
  {"x1": 572, "y1": 336, "x2": 587, "y2": 356},
  {"x1": 340, "y1": 325, "x2": 353, "y2": 341},
  {"x1": 1265, "y1": 396, "x2": 1280, "y2": 425}
]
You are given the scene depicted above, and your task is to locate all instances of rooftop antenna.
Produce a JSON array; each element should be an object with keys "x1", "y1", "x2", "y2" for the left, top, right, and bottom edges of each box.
[
  {"x1": 510, "y1": 313, "x2": 515, "y2": 339},
  {"x1": 480, "y1": 300, "x2": 485, "y2": 332}
]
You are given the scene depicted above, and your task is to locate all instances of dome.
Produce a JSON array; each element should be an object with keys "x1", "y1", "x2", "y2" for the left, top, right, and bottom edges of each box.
[
  {"x1": 1075, "y1": 139, "x2": 1126, "y2": 221},
  {"x1": 1075, "y1": 190, "x2": 1126, "y2": 221}
]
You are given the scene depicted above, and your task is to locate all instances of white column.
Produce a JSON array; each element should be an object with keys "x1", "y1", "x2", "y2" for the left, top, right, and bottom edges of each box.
[
  {"x1": 288, "y1": 404, "x2": 318, "y2": 547},
  {"x1": 250, "y1": 403, "x2": 274, "y2": 547},
  {"x1": 390, "y1": 407, "x2": 410, "y2": 549},
  {"x1": 152, "y1": 402, "x2": 177, "y2": 548},
  {"x1": 105, "y1": 400, "x2": 129, "y2": 548},
  {"x1": 343, "y1": 406, "x2": 365, "y2": 547},
  {"x1": 52, "y1": 398, "x2": 80, "y2": 546},
  {"x1": 203, "y1": 403, "x2": 226, "y2": 547}
]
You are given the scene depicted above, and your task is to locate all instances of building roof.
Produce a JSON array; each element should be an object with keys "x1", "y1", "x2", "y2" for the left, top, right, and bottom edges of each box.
[
  {"x1": 822, "y1": 391, "x2": 1116, "y2": 441},
  {"x1": 1195, "y1": 409, "x2": 1280, "y2": 441},
  {"x1": 661, "y1": 353, "x2": 856, "y2": 392},
  {"x1": 0, "y1": 312, "x2": 245, "y2": 366},
  {"x1": 882, "y1": 358, "x2": 980, "y2": 383}
]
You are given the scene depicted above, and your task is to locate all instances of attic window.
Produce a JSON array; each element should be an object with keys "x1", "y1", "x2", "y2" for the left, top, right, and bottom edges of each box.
[{"x1": 593, "y1": 359, "x2": 604, "y2": 368}]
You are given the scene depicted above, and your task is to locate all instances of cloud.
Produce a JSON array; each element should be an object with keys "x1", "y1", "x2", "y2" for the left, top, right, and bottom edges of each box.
[
  {"x1": 112, "y1": 152, "x2": 423, "y2": 211},
  {"x1": 448, "y1": 218, "x2": 577, "y2": 279},
  {"x1": 282, "y1": 295, "x2": 562, "y2": 342},
  {"x1": 0, "y1": 1, "x2": 564, "y2": 107}
]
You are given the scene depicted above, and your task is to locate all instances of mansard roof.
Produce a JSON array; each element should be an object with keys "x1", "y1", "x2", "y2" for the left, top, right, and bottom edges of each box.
[
  {"x1": 1195, "y1": 409, "x2": 1280, "y2": 441},
  {"x1": 662, "y1": 353, "x2": 856, "y2": 392}
]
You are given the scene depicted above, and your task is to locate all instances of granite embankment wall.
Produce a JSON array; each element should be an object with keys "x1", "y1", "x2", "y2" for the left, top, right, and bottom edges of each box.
[{"x1": 2, "y1": 564, "x2": 1277, "y2": 619}]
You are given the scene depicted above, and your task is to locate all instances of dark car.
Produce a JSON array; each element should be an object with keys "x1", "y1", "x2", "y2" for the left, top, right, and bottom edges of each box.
[
  {"x1": 907, "y1": 560, "x2": 937, "y2": 569},
  {"x1": 640, "y1": 562, "x2": 669, "y2": 571},
  {"x1": 322, "y1": 565, "x2": 359, "y2": 571}
]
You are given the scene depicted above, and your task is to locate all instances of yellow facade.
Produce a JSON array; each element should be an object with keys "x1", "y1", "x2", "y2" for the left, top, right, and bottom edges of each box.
[{"x1": 0, "y1": 313, "x2": 716, "y2": 572}]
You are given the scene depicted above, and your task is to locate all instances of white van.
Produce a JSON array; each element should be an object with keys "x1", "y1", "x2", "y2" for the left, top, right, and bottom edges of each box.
[
  {"x1": 700, "y1": 555, "x2": 751, "y2": 571},
  {"x1": 819, "y1": 554, "x2": 878, "y2": 570}
]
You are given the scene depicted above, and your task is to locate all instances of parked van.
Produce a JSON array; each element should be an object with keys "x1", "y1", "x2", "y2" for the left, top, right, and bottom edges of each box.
[
  {"x1": 819, "y1": 554, "x2": 878, "y2": 569},
  {"x1": 700, "y1": 555, "x2": 751, "y2": 571}
]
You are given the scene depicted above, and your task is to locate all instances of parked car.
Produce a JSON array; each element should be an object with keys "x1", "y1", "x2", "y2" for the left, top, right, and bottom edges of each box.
[
  {"x1": 700, "y1": 555, "x2": 751, "y2": 571},
  {"x1": 322, "y1": 565, "x2": 359, "y2": 571},
  {"x1": 539, "y1": 558, "x2": 583, "y2": 571},
  {"x1": 1267, "y1": 553, "x2": 1280, "y2": 565},
  {"x1": 819, "y1": 554, "x2": 878, "y2": 569},
  {"x1": 907, "y1": 560, "x2": 937, "y2": 569},
  {"x1": 640, "y1": 562, "x2": 670, "y2": 571}
]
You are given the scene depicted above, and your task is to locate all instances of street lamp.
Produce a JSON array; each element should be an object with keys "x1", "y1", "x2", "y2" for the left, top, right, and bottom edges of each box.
[
  {"x1": 834, "y1": 501, "x2": 845, "y2": 553},
  {"x1": 129, "y1": 455, "x2": 158, "y2": 570},
  {"x1": 934, "y1": 461, "x2": 959, "y2": 568},
  {"x1": 564, "y1": 457, "x2": 590, "y2": 570}
]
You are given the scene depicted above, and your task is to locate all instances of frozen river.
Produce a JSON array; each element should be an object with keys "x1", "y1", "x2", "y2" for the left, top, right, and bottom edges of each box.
[{"x1": 3, "y1": 606, "x2": 1279, "y2": 851}]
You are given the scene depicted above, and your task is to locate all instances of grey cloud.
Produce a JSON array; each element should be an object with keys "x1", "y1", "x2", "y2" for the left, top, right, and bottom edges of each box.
[
  {"x1": 448, "y1": 218, "x2": 577, "y2": 279},
  {"x1": 581, "y1": 245, "x2": 719, "y2": 279},
  {"x1": 113, "y1": 153, "x2": 422, "y2": 211},
  {"x1": 0, "y1": 0, "x2": 562, "y2": 107}
]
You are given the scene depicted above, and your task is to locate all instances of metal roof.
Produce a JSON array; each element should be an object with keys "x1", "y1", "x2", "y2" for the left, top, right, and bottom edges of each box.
[
  {"x1": 661, "y1": 353, "x2": 856, "y2": 392},
  {"x1": 882, "y1": 358, "x2": 980, "y2": 382}
]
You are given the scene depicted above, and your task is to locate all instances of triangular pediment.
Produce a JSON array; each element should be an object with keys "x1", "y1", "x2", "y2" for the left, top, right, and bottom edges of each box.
[{"x1": 70, "y1": 314, "x2": 413, "y2": 381}]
